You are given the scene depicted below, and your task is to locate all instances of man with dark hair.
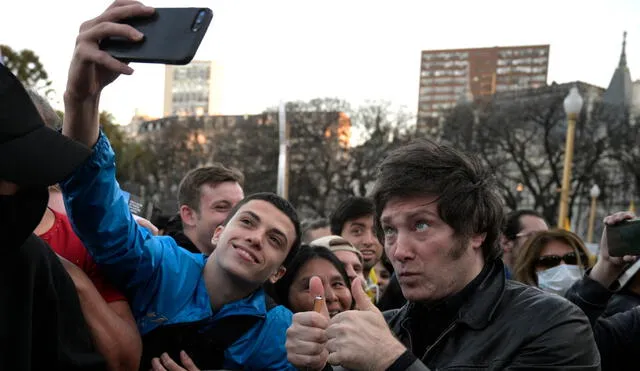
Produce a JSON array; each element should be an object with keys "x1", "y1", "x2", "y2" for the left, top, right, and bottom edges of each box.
[
  {"x1": 330, "y1": 197, "x2": 383, "y2": 302},
  {"x1": 0, "y1": 64, "x2": 105, "y2": 370},
  {"x1": 59, "y1": 3, "x2": 301, "y2": 369},
  {"x1": 301, "y1": 218, "x2": 331, "y2": 243},
  {"x1": 172, "y1": 164, "x2": 245, "y2": 255},
  {"x1": 500, "y1": 209, "x2": 548, "y2": 278},
  {"x1": 286, "y1": 139, "x2": 599, "y2": 370}
]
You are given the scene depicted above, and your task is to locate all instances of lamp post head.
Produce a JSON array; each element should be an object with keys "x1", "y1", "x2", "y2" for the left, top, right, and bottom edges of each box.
[
  {"x1": 564, "y1": 86, "x2": 584, "y2": 116},
  {"x1": 590, "y1": 184, "x2": 601, "y2": 199}
]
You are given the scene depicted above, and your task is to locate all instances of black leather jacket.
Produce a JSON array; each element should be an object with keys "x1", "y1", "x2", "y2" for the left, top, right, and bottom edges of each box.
[
  {"x1": 383, "y1": 260, "x2": 600, "y2": 370},
  {"x1": 566, "y1": 274, "x2": 640, "y2": 371}
]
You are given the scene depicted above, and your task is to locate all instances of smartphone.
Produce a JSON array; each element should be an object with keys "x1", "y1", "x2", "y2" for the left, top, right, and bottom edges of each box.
[
  {"x1": 607, "y1": 219, "x2": 640, "y2": 257},
  {"x1": 99, "y1": 8, "x2": 212, "y2": 65}
]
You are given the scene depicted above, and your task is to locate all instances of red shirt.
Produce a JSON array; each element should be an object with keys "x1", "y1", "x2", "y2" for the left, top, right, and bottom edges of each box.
[{"x1": 39, "y1": 208, "x2": 126, "y2": 303}]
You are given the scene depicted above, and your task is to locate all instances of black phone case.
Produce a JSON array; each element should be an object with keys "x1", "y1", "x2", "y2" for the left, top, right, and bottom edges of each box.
[
  {"x1": 99, "y1": 8, "x2": 212, "y2": 65},
  {"x1": 607, "y1": 220, "x2": 640, "y2": 257}
]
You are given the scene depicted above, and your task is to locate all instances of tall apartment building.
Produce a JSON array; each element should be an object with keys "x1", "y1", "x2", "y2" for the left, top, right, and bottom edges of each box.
[
  {"x1": 417, "y1": 44, "x2": 550, "y2": 119},
  {"x1": 163, "y1": 61, "x2": 223, "y2": 117}
]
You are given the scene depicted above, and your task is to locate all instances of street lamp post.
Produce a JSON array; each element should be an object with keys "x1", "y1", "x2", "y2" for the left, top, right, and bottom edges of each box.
[
  {"x1": 516, "y1": 183, "x2": 524, "y2": 209},
  {"x1": 557, "y1": 86, "x2": 584, "y2": 229},
  {"x1": 587, "y1": 184, "x2": 601, "y2": 243}
]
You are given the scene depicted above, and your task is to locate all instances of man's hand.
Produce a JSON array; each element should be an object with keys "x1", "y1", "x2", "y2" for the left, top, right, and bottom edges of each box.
[
  {"x1": 63, "y1": 1, "x2": 154, "y2": 147},
  {"x1": 285, "y1": 276, "x2": 330, "y2": 371},
  {"x1": 326, "y1": 277, "x2": 406, "y2": 370},
  {"x1": 590, "y1": 211, "x2": 638, "y2": 288},
  {"x1": 151, "y1": 351, "x2": 199, "y2": 371},
  {"x1": 65, "y1": 0, "x2": 154, "y2": 102},
  {"x1": 133, "y1": 215, "x2": 159, "y2": 236}
]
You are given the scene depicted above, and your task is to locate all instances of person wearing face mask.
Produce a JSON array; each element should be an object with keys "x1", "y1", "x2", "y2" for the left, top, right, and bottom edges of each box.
[
  {"x1": 513, "y1": 229, "x2": 591, "y2": 295},
  {"x1": 0, "y1": 64, "x2": 105, "y2": 369}
]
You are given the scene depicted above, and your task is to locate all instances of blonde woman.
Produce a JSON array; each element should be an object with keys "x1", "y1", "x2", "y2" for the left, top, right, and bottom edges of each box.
[{"x1": 514, "y1": 229, "x2": 592, "y2": 295}]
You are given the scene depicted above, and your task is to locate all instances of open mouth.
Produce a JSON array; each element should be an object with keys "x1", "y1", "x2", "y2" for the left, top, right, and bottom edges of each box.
[
  {"x1": 361, "y1": 250, "x2": 376, "y2": 259},
  {"x1": 233, "y1": 244, "x2": 259, "y2": 264}
]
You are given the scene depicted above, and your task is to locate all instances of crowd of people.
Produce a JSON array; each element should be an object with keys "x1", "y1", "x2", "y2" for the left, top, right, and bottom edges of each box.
[{"x1": 2, "y1": 1, "x2": 640, "y2": 370}]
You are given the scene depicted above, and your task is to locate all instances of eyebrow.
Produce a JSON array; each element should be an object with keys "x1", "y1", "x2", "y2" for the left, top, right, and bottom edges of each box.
[
  {"x1": 241, "y1": 210, "x2": 289, "y2": 246},
  {"x1": 381, "y1": 207, "x2": 437, "y2": 225}
]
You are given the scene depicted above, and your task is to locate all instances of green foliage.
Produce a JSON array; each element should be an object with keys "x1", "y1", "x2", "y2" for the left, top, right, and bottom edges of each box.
[{"x1": 1, "y1": 45, "x2": 52, "y2": 94}]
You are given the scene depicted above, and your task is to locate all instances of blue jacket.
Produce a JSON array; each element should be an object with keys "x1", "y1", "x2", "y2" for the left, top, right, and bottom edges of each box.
[{"x1": 61, "y1": 132, "x2": 295, "y2": 370}]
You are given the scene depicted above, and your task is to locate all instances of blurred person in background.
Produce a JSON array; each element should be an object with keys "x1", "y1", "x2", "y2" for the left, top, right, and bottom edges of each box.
[
  {"x1": 500, "y1": 210, "x2": 549, "y2": 278},
  {"x1": 330, "y1": 197, "x2": 383, "y2": 302},
  {"x1": 514, "y1": 229, "x2": 591, "y2": 296},
  {"x1": 301, "y1": 218, "x2": 332, "y2": 243}
]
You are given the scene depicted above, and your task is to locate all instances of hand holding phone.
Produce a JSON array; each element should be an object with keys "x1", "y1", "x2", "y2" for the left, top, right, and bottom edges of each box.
[
  {"x1": 99, "y1": 8, "x2": 212, "y2": 65},
  {"x1": 607, "y1": 218, "x2": 640, "y2": 257}
]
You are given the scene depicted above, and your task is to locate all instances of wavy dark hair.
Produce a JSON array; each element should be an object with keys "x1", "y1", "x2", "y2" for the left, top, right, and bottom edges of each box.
[{"x1": 371, "y1": 139, "x2": 505, "y2": 261}]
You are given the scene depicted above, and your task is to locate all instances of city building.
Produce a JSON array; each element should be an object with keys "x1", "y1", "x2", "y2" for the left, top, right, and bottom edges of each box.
[
  {"x1": 163, "y1": 61, "x2": 223, "y2": 117},
  {"x1": 417, "y1": 44, "x2": 550, "y2": 119},
  {"x1": 602, "y1": 32, "x2": 633, "y2": 108},
  {"x1": 138, "y1": 112, "x2": 351, "y2": 149}
]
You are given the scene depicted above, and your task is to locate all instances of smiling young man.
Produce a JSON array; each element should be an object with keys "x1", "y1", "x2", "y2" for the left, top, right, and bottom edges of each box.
[
  {"x1": 58, "y1": 2, "x2": 300, "y2": 369},
  {"x1": 286, "y1": 139, "x2": 600, "y2": 371},
  {"x1": 330, "y1": 197, "x2": 383, "y2": 302},
  {"x1": 171, "y1": 164, "x2": 245, "y2": 255}
]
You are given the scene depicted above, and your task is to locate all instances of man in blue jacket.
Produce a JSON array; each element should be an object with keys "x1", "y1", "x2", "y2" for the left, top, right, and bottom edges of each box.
[{"x1": 59, "y1": 2, "x2": 301, "y2": 369}]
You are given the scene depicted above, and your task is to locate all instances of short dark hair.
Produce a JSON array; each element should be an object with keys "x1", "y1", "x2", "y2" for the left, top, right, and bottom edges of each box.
[
  {"x1": 301, "y1": 218, "x2": 329, "y2": 243},
  {"x1": 502, "y1": 210, "x2": 546, "y2": 241},
  {"x1": 371, "y1": 139, "x2": 504, "y2": 261},
  {"x1": 330, "y1": 197, "x2": 376, "y2": 235},
  {"x1": 272, "y1": 245, "x2": 353, "y2": 311},
  {"x1": 177, "y1": 164, "x2": 245, "y2": 212},
  {"x1": 222, "y1": 192, "x2": 301, "y2": 267}
]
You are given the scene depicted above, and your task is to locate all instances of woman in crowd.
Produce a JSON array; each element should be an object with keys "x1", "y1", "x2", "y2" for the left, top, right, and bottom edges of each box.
[
  {"x1": 373, "y1": 255, "x2": 393, "y2": 297},
  {"x1": 274, "y1": 245, "x2": 354, "y2": 317},
  {"x1": 514, "y1": 229, "x2": 592, "y2": 295}
]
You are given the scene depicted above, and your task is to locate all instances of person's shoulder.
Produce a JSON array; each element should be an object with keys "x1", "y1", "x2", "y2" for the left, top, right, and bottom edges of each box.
[
  {"x1": 502, "y1": 281, "x2": 584, "y2": 318},
  {"x1": 264, "y1": 305, "x2": 293, "y2": 327},
  {"x1": 146, "y1": 235, "x2": 206, "y2": 264}
]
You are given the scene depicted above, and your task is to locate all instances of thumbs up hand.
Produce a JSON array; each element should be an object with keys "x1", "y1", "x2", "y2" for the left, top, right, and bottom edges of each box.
[
  {"x1": 325, "y1": 278, "x2": 407, "y2": 370},
  {"x1": 285, "y1": 276, "x2": 330, "y2": 371}
]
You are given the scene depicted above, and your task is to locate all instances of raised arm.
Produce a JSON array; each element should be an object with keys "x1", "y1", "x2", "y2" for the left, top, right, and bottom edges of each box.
[{"x1": 62, "y1": 0, "x2": 153, "y2": 147}]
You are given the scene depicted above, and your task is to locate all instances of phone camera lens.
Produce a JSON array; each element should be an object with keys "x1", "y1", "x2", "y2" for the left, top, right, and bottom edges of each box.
[{"x1": 192, "y1": 10, "x2": 207, "y2": 31}]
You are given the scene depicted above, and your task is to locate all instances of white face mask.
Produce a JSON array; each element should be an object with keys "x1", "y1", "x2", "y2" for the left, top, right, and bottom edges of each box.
[{"x1": 536, "y1": 264, "x2": 583, "y2": 296}]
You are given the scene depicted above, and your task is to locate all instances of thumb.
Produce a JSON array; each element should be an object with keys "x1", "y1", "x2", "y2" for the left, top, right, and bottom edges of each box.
[
  {"x1": 351, "y1": 277, "x2": 378, "y2": 312},
  {"x1": 309, "y1": 276, "x2": 330, "y2": 318}
]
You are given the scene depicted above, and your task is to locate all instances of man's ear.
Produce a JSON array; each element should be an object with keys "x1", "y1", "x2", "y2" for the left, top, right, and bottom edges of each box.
[
  {"x1": 180, "y1": 205, "x2": 198, "y2": 227},
  {"x1": 470, "y1": 233, "x2": 486, "y2": 250},
  {"x1": 211, "y1": 225, "x2": 225, "y2": 246},
  {"x1": 269, "y1": 266, "x2": 286, "y2": 283}
]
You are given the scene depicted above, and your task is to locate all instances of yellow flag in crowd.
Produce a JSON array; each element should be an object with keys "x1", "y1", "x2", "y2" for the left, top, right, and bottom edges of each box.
[
  {"x1": 629, "y1": 200, "x2": 636, "y2": 214},
  {"x1": 562, "y1": 217, "x2": 571, "y2": 231}
]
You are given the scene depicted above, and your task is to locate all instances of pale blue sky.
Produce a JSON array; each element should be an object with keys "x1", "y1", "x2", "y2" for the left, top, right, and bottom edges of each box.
[{"x1": 2, "y1": 0, "x2": 639, "y2": 125}]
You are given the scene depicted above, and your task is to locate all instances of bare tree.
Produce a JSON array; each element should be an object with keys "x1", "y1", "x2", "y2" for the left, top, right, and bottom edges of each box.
[{"x1": 440, "y1": 85, "x2": 619, "y2": 226}]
